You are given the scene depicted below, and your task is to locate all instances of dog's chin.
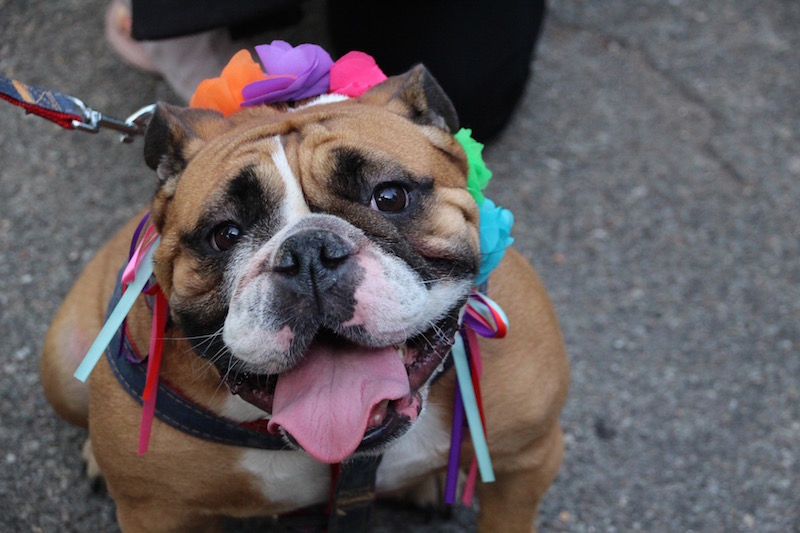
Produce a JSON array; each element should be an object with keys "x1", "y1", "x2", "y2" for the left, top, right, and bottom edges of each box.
[{"x1": 221, "y1": 315, "x2": 459, "y2": 458}]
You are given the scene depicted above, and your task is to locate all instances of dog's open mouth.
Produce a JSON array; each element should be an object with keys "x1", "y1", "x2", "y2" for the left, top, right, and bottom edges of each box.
[{"x1": 222, "y1": 316, "x2": 459, "y2": 463}]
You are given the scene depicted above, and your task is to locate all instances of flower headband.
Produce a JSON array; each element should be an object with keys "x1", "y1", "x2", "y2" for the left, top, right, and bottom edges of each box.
[
  {"x1": 190, "y1": 40, "x2": 387, "y2": 115},
  {"x1": 189, "y1": 40, "x2": 513, "y2": 285}
]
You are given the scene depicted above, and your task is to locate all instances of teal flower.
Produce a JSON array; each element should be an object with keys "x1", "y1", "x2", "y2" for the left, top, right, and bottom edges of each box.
[{"x1": 476, "y1": 198, "x2": 514, "y2": 285}]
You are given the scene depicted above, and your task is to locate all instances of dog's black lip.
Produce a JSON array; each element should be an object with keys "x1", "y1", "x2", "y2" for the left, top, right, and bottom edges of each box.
[
  {"x1": 355, "y1": 394, "x2": 420, "y2": 453},
  {"x1": 228, "y1": 373, "x2": 278, "y2": 413},
  {"x1": 359, "y1": 412, "x2": 409, "y2": 450}
]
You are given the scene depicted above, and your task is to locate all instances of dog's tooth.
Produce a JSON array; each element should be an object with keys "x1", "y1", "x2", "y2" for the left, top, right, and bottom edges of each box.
[
  {"x1": 396, "y1": 344, "x2": 406, "y2": 361},
  {"x1": 371, "y1": 400, "x2": 390, "y2": 425}
]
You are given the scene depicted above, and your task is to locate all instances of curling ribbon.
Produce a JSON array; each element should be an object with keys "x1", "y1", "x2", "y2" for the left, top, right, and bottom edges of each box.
[
  {"x1": 74, "y1": 233, "x2": 160, "y2": 382},
  {"x1": 444, "y1": 289, "x2": 509, "y2": 505},
  {"x1": 462, "y1": 290, "x2": 508, "y2": 339},
  {"x1": 137, "y1": 288, "x2": 168, "y2": 455}
]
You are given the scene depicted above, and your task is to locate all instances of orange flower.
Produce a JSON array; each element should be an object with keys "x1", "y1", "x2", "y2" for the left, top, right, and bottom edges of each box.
[{"x1": 189, "y1": 50, "x2": 266, "y2": 116}]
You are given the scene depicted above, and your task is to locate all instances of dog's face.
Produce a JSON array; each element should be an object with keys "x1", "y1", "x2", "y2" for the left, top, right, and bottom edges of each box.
[{"x1": 144, "y1": 66, "x2": 480, "y2": 463}]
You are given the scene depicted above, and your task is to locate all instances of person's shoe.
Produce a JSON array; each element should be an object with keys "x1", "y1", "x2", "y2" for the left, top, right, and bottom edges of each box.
[{"x1": 104, "y1": 0, "x2": 160, "y2": 74}]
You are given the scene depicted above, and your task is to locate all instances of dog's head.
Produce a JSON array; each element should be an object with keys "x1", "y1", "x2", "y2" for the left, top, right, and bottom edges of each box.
[{"x1": 143, "y1": 65, "x2": 480, "y2": 463}]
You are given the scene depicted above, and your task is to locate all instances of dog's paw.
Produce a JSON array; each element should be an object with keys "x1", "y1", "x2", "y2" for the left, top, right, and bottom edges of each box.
[{"x1": 81, "y1": 438, "x2": 106, "y2": 494}]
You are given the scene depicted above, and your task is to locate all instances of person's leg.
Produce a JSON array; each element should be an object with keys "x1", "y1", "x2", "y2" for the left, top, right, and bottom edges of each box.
[
  {"x1": 106, "y1": 0, "x2": 304, "y2": 101},
  {"x1": 129, "y1": 0, "x2": 303, "y2": 40},
  {"x1": 327, "y1": 0, "x2": 547, "y2": 142}
]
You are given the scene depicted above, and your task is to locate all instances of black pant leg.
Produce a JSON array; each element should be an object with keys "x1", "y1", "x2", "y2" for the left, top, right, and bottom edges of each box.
[{"x1": 327, "y1": 0, "x2": 547, "y2": 141}]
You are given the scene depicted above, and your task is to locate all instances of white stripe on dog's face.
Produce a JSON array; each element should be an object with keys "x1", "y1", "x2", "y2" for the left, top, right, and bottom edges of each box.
[
  {"x1": 270, "y1": 137, "x2": 310, "y2": 224},
  {"x1": 221, "y1": 136, "x2": 309, "y2": 374},
  {"x1": 291, "y1": 93, "x2": 349, "y2": 110}
]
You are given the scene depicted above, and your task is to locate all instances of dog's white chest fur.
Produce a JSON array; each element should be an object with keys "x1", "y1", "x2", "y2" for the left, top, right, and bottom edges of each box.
[{"x1": 237, "y1": 403, "x2": 452, "y2": 508}]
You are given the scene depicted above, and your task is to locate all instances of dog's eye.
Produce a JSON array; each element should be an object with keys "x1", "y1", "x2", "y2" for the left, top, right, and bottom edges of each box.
[
  {"x1": 210, "y1": 223, "x2": 242, "y2": 252},
  {"x1": 371, "y1": 183, "x2": 409, "y2": 213}
]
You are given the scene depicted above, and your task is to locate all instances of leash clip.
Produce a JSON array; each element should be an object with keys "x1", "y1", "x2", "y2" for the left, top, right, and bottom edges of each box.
[{"x1": 68, "y1": 97, "x2": 155, "y2": 143}]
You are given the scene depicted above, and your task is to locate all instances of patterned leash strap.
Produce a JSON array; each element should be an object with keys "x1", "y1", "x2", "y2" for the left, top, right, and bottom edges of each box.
[{"x1": 0, "y1": 74, "x2": 154, "y2": 142}]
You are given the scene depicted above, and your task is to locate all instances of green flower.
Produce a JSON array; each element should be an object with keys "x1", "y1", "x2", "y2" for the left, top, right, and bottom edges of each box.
[{"x1": 454, "y1": 128, "x2": 492, "y2": 206}]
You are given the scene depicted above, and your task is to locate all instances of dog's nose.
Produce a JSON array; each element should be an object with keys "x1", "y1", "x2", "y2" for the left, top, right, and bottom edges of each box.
[{"x1": 273, "y1": 229, "x2": 354, "y2": 295}]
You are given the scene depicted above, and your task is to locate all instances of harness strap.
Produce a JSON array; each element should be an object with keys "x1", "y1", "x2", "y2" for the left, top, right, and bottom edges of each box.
[
  {"x1": 328, "y1": 456, "x2": 383, "y2": 532},
  {"x1": 0, "y1": 75, "x2": 83, "y2": 129}
]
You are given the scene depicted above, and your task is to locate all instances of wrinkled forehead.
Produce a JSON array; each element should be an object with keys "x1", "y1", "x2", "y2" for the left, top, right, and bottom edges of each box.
[
  {"x1": 286, "y1": 103, "x2": 467, "y2": 179},
  {"x1": 167, "y1": 102, "x2": 468, "y2": 223}
]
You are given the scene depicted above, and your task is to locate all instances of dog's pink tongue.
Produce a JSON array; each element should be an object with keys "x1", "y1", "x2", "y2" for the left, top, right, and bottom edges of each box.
[{"x1": 268, "y1": 344, "x2": 409, "y2": 464}]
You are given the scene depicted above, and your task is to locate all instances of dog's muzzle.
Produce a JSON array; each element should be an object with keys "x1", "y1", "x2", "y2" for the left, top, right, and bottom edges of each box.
[{"x1": 222, "y1": 310, "x2": 460, "y2": 464}]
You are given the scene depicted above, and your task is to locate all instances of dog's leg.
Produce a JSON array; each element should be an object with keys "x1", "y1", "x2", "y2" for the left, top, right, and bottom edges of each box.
[
  {"x1": 115, "y1": 502, "x2": 224, "y2": 533},
  {"x1": 40, "y1": 289, "x2": 101, "y2": 428},
  {"x1": 469, "y1": 250, "x2": 569, "y2": 532},
  {"x1": 41, "y1": 217, "x2": 139, "y2": 427},
  {"x1": 475, "y1": 422, "x2": 564, "y2": 533}
]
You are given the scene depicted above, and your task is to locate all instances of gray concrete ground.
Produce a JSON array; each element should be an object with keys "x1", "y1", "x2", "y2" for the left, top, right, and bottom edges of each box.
[{"x1": 1, "y1": 0, "x2": 798, "y2": 531}]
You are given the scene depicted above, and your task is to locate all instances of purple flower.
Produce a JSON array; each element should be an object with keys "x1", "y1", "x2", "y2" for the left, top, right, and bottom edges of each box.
[{"x1": 241, "y1": 41, "x2": 333, "y2": 106}]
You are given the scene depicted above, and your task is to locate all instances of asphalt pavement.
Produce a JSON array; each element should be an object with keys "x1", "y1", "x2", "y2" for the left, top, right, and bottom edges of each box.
[{"x1": 1, "y1": 0, "x2": 798, "y2": 531}]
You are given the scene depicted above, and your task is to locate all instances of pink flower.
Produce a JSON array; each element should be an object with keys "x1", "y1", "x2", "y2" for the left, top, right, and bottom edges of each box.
[
  {"x1": 330, "y1": 51, "x2": 388, "y2": 98},
  {"x1": 241, "y1": 40, "x2": 333, "y2": 106}
]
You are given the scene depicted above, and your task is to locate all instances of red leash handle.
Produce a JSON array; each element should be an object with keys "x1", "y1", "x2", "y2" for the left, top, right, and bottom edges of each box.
[
  {"x1": 0, "y1": 74, "x2": 155, "y2": 142},
  {"x1": 0, "y1": 75, "x2": 84, "y2": 129}
]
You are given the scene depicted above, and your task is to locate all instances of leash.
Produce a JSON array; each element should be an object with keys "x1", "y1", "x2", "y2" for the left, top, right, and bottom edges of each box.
[{"x1": 0, "y1": 74, "x2": 154, "y2": 142}]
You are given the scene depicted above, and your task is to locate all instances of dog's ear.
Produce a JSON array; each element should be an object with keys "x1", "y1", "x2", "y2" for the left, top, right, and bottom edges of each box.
[
  {"x1": 360, "y1": 64, "x2": 459, "y2": 133},
  {"x1": 143, "y1": 103, "x2": 227, "y2": 188}
]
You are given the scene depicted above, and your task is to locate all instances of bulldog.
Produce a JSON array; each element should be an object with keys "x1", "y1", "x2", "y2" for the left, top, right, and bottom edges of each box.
[{"x1": 40, "y1": 65, "x2": 569, "y2": 532}]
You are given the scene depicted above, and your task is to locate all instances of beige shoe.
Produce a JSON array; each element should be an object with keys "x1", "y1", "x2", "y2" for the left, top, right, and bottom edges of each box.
[{"x1": 104, "y1": 0, "x2": 160, "y2": 74}]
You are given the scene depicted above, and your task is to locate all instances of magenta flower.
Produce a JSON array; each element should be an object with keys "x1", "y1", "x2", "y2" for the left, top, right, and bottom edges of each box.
[
  {"x1": 330, "y1": 51, "x2": 388, "y2": 98},
  {"x1": 241, "y1": 40, "x2": 333, "y2": 106}
]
